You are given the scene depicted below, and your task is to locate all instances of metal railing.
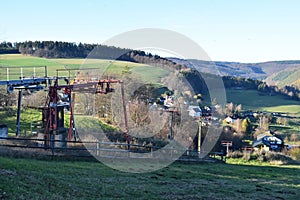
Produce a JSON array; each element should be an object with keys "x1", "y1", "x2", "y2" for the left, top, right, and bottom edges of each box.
[
  {"x1": 0, "y1": 136, "x2": 225, "y2": 162},
  {"x1": 0, "y1": 66, "x2": 48, "y2": 81}
]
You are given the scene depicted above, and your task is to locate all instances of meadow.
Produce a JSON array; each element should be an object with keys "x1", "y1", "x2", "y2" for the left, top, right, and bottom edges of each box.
[
  {"x1": 226, "y1": 89, "x2": 300, "y2": 115},
  {"x1": 0, "y1": 54, "x2": 169, "y2": 83},
  {"x1": 0, "y1": 108, "x2": 41, "y2": 135},
  {"x1": 226, "y1": 89, "x2": 300, "y2": 137},
  {"x1": 0, "y1": 156, "x2": 299, "y2": 199}
]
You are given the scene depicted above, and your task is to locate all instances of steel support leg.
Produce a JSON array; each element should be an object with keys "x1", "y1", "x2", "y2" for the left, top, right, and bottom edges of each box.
[
  {"x1": 169, "y1": 111, "x2": 173, "y2": 139},
  {"x1": 16, "y1": 90, "x2": 22, "y2": 136},
  {"x1": 120, "y1": 82, "x2": 130, "y2": 149}
]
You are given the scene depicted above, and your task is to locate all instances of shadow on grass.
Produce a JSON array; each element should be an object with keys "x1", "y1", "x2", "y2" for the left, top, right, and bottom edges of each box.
[{"x1": 0, "y1": 152, "x2": 300, "y2": 199}]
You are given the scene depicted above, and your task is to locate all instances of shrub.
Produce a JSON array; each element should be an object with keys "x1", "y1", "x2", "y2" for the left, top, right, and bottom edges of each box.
[
  {"x1": 288, "y1": 147, "x2": 300, "y2": 161},
  {"x1": 226, "y1": 151, "x2": 243, "y2": 159},
  {"x1": 227, "y1": 151, "x2": 255, "y2": 161},
  {"x1": 242, "y1": 151, "x2": 251, "y2": 161},
  {"x1": 228, "y1": 150, "x2": 296, "y2": 165},
  {"x1": 258, "y1": 151, "x2": 295, "y2": 165}
]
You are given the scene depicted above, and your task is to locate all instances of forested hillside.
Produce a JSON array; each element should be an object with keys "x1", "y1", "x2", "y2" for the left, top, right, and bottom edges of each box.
[
  {"x1": 169, "y1": 58, "x2": 300, "y2": 100},
  {"x1": 169, "y1": 58, "x2": 300, "y2": 88}
]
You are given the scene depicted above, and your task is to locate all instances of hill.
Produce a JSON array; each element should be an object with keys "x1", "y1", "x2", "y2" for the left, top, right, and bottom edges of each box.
[
  {"x1": 226, "y1": 89, "x2": 300, "y2": 114},
  {"x1": 1, "y1": 41, "x2": 299, "y2": 89},
  {"x1": 0, "y1": 41, "x2": 182, "y2": 71},
  {"x1": 169, "y1": 58, "x2": 300, "y2": 88},
  {"x1": 0, "y1": 54, "x2": 170, "y2": 83},
  {"x1": 2, "y1": 40, "x2": 299, "y2": 88},
  {"x1": 0, "y1": 156, "x2": 299, "y2": 199},
  {"x1": 1, "y1": 54, "x2": 299, "y2": 114},
  {"x1": 265, "y1": 65, "x2": 300, "y2": 88}
]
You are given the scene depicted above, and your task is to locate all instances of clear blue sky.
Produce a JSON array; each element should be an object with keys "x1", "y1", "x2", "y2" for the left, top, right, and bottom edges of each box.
[{"x1": 1, "y1": 0, "x2": 300, "y2": 63}]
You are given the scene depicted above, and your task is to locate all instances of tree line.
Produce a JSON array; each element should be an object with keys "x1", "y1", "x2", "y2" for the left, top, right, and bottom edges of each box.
[
  {"x1": 15, "y1": 41, "x2": 132, "y2": 59},
  {"x1": 0, "y1": 41, "x2": 183, "y2": 69},
  {"x1": 0, "y1": 42, "x2": 19, "y2": 54}
]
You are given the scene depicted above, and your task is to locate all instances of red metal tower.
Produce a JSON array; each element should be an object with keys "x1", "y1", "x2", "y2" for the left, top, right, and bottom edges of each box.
[{"x1": 42, "y1": 75, "x2": 129, "y2": 148}]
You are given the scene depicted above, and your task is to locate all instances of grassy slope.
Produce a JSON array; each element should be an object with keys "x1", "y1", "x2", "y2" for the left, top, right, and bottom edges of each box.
[
  {"x1": 0, "y1": 108, "x2": 116, "y2": 135},
  {"x1": 0, "y1": 109, "x2": 41, "y2": 134},
  {"x1": 0, "y1": 54, "x2": 169, "y2": 82},
  {"x1": 0, "y1": 156, "x2": 299, "y2": 199},
  {"x1": 226, "y1": 89, "x2": 300, "y2": 114},
  {"x1": 266, "y1": 67, "x2": 300, "y2": 88},
  {"x1": 0, "y1": 54, "x2": 60, "y2": 67},
  {"x1": 226, "y1": 89, "x2": 300, "y2": 136}
]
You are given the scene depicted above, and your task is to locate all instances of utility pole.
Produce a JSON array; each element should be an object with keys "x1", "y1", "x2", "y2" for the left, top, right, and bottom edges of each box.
[
  {"x1": 198, "y1": 117, "x2": 202, "y2": 156},
  {"x1": 169, "y1": 111, "x2": 173, "y2": 139}
]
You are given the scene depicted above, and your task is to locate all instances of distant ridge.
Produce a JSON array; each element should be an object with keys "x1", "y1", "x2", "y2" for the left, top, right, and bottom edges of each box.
[{"x1": 168, "y1": 57, "x2": 300, "y2": 88}]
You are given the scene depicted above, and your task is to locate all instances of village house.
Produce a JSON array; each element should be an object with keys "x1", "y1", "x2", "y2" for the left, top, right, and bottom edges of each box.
[
  {"x1": 253, "y1": 131, "x2": 284, "y2": 151},
  {"x1": 188, "y1": 106, "x2": 202, "y2": 117}
]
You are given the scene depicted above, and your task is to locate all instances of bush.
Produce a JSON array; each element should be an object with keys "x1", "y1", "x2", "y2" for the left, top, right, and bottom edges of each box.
[
  {"x1": 227, "y1": 151, "x2": 254, "y2": 161},
  {"x1": 288, "y1": 148, "x2": 300, "y2": 160},
  {"x1": 227, "y1": 150, "x2": 296, "y2": 165},
  {"x1": 226, "y1": 151, "x2": 243, "y2": 159},
  {"x1": 257, "y1": 151, "x2": 295, "y2": 165},
  {"x1": 242, "y1": 151, "x2": 251, "y2": 161}
]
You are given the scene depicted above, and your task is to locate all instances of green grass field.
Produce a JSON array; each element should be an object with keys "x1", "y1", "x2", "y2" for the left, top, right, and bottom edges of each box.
[
  {"x1": 226, "y1": 89, "x2": 300, "y2": 114},
  {"x1": 0, "y1": 54, "x2": 170, "y2": 83},
  {"x1": 0, "y1": 108, "x2": 41, "y2": 135},
  {"x1": 0, "y1": 54, "x2": 142, "y2": 69},
  {"x1": 0, "y1": 156, "x2": 299, "y2": 199},
  {"x1": 0, "y1": 108, "x2": 115, "y2": 135},
  {"x1": 225, "y1": 89, "x2": 300, "y2": 137}
]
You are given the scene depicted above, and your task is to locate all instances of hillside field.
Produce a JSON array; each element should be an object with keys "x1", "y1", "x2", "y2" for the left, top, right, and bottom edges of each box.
[
  {"x1": 0, "y1": 156, "x2": 299, "y2": 199},
  {"x1": 0, "y1": 54, "x2": 169, "y2": 83},
  {"x1": 226, "y1": 89, "x2": 300, "y2": 114},
  {"x1": 225, "y1": 89, "x2": 300, "y2": 136}
]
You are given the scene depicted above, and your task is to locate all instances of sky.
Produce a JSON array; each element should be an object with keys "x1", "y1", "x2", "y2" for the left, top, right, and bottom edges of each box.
[{"x1": 1, "y1": 0, "x2": 300, "y2": 63}]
